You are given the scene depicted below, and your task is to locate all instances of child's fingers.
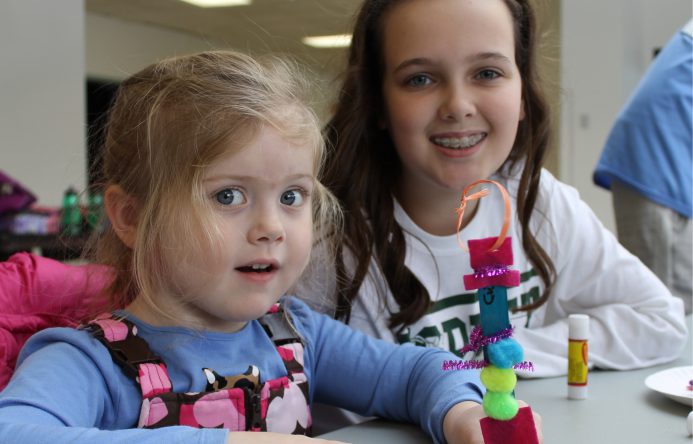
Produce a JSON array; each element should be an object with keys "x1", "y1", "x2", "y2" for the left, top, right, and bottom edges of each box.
[{"x1": 516, "y1": 399, "x2": 544, "y2": 443}]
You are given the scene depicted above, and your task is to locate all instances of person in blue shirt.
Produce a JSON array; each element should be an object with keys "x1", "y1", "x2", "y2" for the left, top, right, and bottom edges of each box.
[
  {"x1": 594, "y1": 20, "x2": 693, "y2": 313},
  {"x1": 0, "y1": 49, "x2": 536, "y2": 444}
]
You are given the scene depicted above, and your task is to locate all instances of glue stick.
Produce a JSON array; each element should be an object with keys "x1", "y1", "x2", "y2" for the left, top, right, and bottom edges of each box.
[{"x1": 567, "y1": 314, "x2": 589, "y2": 399}]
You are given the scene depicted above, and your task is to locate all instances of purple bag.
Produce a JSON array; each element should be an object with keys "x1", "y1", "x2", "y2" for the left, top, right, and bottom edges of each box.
[{"x1": 0, "y1": 170, "x2": 36, "y2": 214}]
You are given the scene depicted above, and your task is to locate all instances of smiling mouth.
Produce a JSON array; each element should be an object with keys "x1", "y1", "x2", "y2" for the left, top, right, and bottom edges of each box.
[
  {"x1": 431, "y1": 133, "x2": 486, "y2": 149},
  {"x1": 236, "y1": 264, "x2": 275, "y2": 273}
]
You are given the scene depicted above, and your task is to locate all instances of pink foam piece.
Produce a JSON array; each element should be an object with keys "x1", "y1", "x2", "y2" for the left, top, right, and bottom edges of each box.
[
  {"x1": 463, "y1": 270, "x2": 521, "y2": 291},
  {"x1": 480, "y1": 406, "x2": 539, "y2": 444},
  {"x1": 468, "y1": 237, "x2": 514, "y2": 269}
]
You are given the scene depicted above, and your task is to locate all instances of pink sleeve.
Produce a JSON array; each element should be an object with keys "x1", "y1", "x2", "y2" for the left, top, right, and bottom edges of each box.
[
  {"x1": 0, "y1": 252, "x2": 111, "y2": 316},
  {"x1": 0, "y1": 252, "x2": 112, "y2": 389}
]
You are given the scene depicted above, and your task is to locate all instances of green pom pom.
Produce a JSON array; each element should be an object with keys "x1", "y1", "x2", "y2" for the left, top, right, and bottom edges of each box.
[
  {"x1": 483, "y1": 391, "x2": 519, "y2": 420},
  {"x1": 480, "y1": 365, "x2": 517, "y2": 392}
]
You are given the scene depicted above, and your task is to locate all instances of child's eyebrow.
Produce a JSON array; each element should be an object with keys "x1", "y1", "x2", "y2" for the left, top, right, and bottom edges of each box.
[
  {"x1": 468, "y1": 51, "x2": 514, "y2": 65},
  {"x1": 203, "y1": 173, "x2": 314, "y2": 183},
  {"x1": 393, "y1": 57, "x2": 433, "y2": 73},
  {"x1": 393, "y1": 52, "x2": 513, "y2": 73}
]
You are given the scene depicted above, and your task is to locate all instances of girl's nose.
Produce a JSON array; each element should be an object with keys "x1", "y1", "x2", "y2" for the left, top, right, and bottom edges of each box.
[
  {"x1": 248, "y1": 208, "x2": 285, "y2": 244},
  {"x1": 438, "y1": 84, "x2": 475, "y2": 121}
]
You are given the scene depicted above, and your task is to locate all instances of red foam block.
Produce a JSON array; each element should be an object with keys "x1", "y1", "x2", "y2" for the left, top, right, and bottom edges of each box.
[
  {"x1": 467, "y1": 236, "x2": 514, "y2": 268},
  {"x1": 480, "y1": 406, "x2": 539, "y2": 444},
  {"x1": 463, "y1": 236, "x2": 520, "y2": 290}
]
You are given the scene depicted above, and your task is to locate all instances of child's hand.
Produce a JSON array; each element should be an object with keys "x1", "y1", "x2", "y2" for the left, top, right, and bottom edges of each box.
[
  {"x1": 442, "y1": 400, "x2": 543, "y2": 444},
  {"x1": 226, "y1": 432, "x2": 350, "y2": 444}
]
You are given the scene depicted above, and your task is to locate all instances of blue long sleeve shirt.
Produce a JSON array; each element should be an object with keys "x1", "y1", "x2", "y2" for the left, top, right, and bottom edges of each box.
[
  {"x1": 0, "y1": 296, "x2": 482, "y2": 443},
  {"x1": 594, "y1": 21, "x2": 693, "y2": 217}
]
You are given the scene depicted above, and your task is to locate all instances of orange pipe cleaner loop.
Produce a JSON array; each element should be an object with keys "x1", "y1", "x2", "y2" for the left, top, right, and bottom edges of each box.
[{"x1": 455, "y1": 179, "x2": 512, "y2": 252}]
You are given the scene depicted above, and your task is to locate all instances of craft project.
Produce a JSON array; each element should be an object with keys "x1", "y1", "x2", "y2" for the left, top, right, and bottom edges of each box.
[{"x1": 455, "y1": 179, "x2": 539, "y2": 444}]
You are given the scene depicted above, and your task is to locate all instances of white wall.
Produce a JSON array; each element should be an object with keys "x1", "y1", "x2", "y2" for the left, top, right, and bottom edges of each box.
[
  {"x1": 86, "y1": 13, "x2": 338, "y2": 120},
  {"x1": 87, "y1": 13, "x2": 217, "y2": 81},
  {"x1": 1, "y1": 0, "x2": 85, "y2": 207},
  {"x1": 0, "y1": 7, "x2": 223, "y2": 208},
  {"x1": 560, "y1": 0, "x2": 692, "y2": 233}
]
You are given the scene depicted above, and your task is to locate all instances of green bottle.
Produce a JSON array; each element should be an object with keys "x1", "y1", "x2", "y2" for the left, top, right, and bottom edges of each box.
[
  {"x1": 60, "y1": 187, "x2": 81, "y2": 236},
  {"x1": 87, "y1": 191, "x2": 104, "y2": 232}
]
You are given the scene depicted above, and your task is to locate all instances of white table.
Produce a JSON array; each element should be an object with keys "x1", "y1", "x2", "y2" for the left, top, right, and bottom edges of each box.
[{"x1": 320, "y1": 316, "x2": 692, "y2": 443}]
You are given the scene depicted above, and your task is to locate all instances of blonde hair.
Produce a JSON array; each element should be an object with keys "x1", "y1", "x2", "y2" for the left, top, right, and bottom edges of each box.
[{"x1": 90, "y1": 50, "x2": 341, "y2": 318}]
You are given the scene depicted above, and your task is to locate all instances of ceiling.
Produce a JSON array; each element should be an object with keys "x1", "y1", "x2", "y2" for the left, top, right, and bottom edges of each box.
[{"x1": 86, "y1": 0, "x2": 362, "y2": 72}]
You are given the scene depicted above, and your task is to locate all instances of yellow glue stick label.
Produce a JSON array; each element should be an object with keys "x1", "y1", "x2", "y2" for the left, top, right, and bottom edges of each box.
[{"x1": 568, "y1": 339, "x2": 588, "y2": 386}]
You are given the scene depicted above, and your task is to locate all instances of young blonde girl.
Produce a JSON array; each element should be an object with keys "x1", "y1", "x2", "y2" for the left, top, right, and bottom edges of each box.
[
  {"x1": 315, "y1": 0, "x2": 686, "y2": 377},
  {"x1": 0, "y1": 51, "x2": 498, "y2": 443}
]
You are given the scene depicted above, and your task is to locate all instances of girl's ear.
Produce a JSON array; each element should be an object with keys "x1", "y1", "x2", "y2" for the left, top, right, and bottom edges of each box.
[
  {"x1": 104, "y1": 185, "x2": 139, "y2": 249},
  {"x1": 519, "y1": 98, "x2": 526, "y2": 121}
]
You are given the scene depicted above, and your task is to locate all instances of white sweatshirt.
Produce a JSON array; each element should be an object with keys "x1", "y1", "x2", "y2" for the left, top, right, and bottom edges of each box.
[{"x1": 303, "y1": 168, "x2": 687, "y2": 378}]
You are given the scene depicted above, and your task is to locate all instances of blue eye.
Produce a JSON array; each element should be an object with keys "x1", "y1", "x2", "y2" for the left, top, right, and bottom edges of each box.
[
  {"x1": 216, "y1": 188, "x2": 245, "y2": 206},
  {"x1": 477, "y1": 69, "x2": 501, "y2": 81},
  {"x1": 406, "y1": 74, "x2": 432, "y2": 87},
  {"x1": 280, "y1": 189, "x2": 304, "y2": 207}
]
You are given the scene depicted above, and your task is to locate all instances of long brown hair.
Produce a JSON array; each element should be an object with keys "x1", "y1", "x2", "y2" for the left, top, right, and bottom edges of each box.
[{"x1": 323, "y1": 0, "x2": 555, "y2": 331}]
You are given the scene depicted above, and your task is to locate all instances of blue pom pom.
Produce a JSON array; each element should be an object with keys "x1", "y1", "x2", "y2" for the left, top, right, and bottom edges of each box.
[{"x1": 487, "y1": 338, "x2": 523, "y2": 368}]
